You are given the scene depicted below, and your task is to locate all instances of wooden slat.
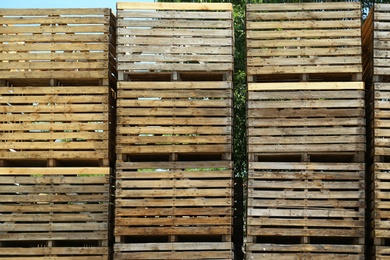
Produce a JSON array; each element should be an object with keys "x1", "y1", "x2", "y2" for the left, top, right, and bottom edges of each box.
[{"x1": 114, "y1": 242, "x2": 233, "y2": 259}]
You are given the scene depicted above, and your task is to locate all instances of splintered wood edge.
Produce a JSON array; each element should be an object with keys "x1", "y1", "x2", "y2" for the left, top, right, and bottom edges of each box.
[
  {"x1": 248, "y1": 82, "x2": 365, "y2": 91},
  {"x1": 0, "y1": 167, "x2": 110, "y2": 175},
  {"x1": 117, "y1": 2, "x2": 232, "y2": 11}
]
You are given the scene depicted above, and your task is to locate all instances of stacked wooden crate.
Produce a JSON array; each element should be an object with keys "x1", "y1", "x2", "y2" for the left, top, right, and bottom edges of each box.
[
  {"x1": 114, "y1": 2, "x2": 234, "y2": 259},
  {"x1": 0, "y1": 9, "x2": 116, "y2": 259},
  {"x1": 246, "y1": 2, "x2": 366, "y2": 259},
  {"x1": 363, "y1": 4, "x2": 390, "y2": 259}
]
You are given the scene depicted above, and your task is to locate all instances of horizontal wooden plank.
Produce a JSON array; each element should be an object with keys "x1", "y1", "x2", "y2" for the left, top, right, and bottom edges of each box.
[
  {"x1": 0, "y1": 16, "x2": 109, "y2": 25},
  {"x1": 0, "y1": 223, "x2": 107, "y2": 232},
  {"x1": 247, "y1": 20, "x2": 359, "y2": 30},
  {"x1": 247, "y1": 227, "x2": 363, "y2": 237},
  {"x1": 116, "y1": 161, "x2": 232, "y2": 170},
  {"x1": 0, "y1": 247, "x2": 108, "y2": 255},
  {"x1": 118, "y1": 81, "x2": 231, "y2": 90},
  {"x1": 248, "y1": 190, "x2": 363, "y2": 200},
  {"x1": 0, "y1": 151, "x2": 108, "y2": 159},
  {"x1": 115, "y1": 226, "x2": 230, "y2": 236},
  {"x1": 0, "y1": 8, "x2": 111, "y2": 16},
  {"x1": 115, "y1": 242, "x2": 232, "y2": 251},
  {"x1": 117, "y1": 2, "x2": 232, "y2": 11},
  {"x1": 0, "y1": 232, "x2": 107, "y2": 241},
  {"x1": 247, "y1": 65, "x2": 362, "y2": 75},
  {"x1": 248, "y1": 82, "x2": 364, "y2": 91},
  {"x1": 250, "y1": 162, "x2": 365, "y2": 171},
  {"x1": 248, "y1": 126, "x2": 365, "y2": 136},
  {"x1": 116, "y1": 198, "x2": 231, "y2": 207},
  {"x1": 117, "y1": 144, "x2": 230, "y2": 154},
  {"x1": 247, "y1": 3, "x2": 360, "y2": 11},
  {"x1": 0, "y1": 213, "x2": 108, "y2": 222},
  {"x1": 246, "y1": 243, "x2": 363, "y2": 253},
  {"x1": 117, "y1": 135, "x2": 230, "y2": 144},
  {"x1": 116, "y1": 189, "x2": 231, "y2": 198},
  {"x1": 0, "y1": 167, "x2": 109, "y2": 175},
  {"x1": 115, "y1": 207, "x2": 231, "y2": 217}
]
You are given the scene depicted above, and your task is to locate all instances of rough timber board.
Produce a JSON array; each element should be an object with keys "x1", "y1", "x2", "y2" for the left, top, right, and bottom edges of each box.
[
  {"x1": 369, "y1": 4, "x2": 390, "y2": 80},
  {"x1": 0, "y1": 84, "x2": 114, "y2": 161},
  {"x1": 116, "y1": 81, "x2": 232, "y2": 157},
  {"x1": 246, "y1": 243, "x2": 364, "y2": 259},
  {"x1": 114, "y1": 161, "x2": 233, "y2": 238},
  {"x1": 114, "y1": 242, "x2": 233, "y2": 260},
  {"x1": 370, "y1": 83, "x2": 390, "y2": 158},
  {"x1": 116, "y1": 3, "x2": 233, "y2": 74},
  {"x1": 0, "y1": 8, "x2": 116, "y2": 80},
  {"x1": 0, "y1": 167, "x2": 110, "y2": 259},
  {"x1": 371, "y1": 163, "x2": 390, "y2": 237},
  {"x1": 246, "y1": 162, "x2": 365, "y2": 243},
  {"x1": 246, "y1": 2, "x2": 362, "y2": 79},
  {"x1": 247, "y1": 82, "x2": 365, "y2": 155}
]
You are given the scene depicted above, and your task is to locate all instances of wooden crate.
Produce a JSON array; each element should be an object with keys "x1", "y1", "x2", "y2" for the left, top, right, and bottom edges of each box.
[
  {"x1": 368, "y1": 83, "x2": 390, "y2": 161},
  {"x1": 116, "y1": 2, "x2": 233, "y2": 80},
  {"x1": 246, "y1": 2, "x2": 362, "y2": 82},
  {"x1": 116, "y1": 81, "x2": 232, "y2": 160},
  {"x1": 114, "y1": 161, "x2": 233, "y2": 241},
  {"x1": 0, "y1": 8, "x2": 116, "y2": 81},
  {"x1": 362, "y1": 4, "x2": 390, "y2": 83},
  {"x1": 114, "y1": 242, "x2": 233, "y2": 260},
  {"x1": 371, "y1": 162, "x2": 390, "y2": 259},
  {"x1": 0, "y1": 82, "x2": 115, "y2": 165},
  {"x1": 246, "y1": 161, "x2": 365, "y2": 258},
  {"x1": 0, "y1": 167, "x2": 111, "y2": 259},
  {"x1": 247, "y1": 82, "x2": 366, "y2": 157}
]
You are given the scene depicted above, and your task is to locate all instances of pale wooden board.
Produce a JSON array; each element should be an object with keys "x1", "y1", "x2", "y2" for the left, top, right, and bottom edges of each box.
[
  {"x1": 0, "y1": 9, "x2": 115, "y2": 80},
  {"x1": 114, "y1": 161, "x2": 233, "y2": 237},
  {"x1": 117, "y1": 3, "x2": 233, "y2": 73},
  {"x1": 114, "y1": 242, "x2": 233, "y2": 260},
  {"x1": 246, "y1": 2, "x2": 362, "y2": 77},
  {"x1": 246, "y1": 243, "x2": 363, "y2": 253}
]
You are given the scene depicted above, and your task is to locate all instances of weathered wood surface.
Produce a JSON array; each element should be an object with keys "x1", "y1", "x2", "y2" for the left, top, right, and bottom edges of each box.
[
  {"x1": 247, "y1": 82, "x2": 365, "y2": 155},
  {"x1": 246, "y1": 2, "x2": 362, "y2": 78},
  {"x1": 114, "y1": 242, "x2": 233, "y2": 260},
  {"x1": 371, "y1": 163, "x2": 390, "y2": 239},
  {"x1": 246, "y1": 243, "x2": 364, "y2": 259},
  {"x1": 116, "y1": 81, "x2": 232, "y2": 157},
  {"x1": 369, "y1": 83, "x2": 390, "y2": 159},
  {"x1": 0, "y1": 84, "x2": 114, "y2": 162},
  {"x1": 366, "y1": 4, "x2": 390, "y2": 80},
  {"x1": 0, "y1": 9, "x2": 116, "y2": 80},
  {"x1": 0, "y1": 167, "x2": 111, "y2": 259},
  {"x1": 247, "y1": 162, "x2": 365, "y2": 238},
  {"x1": 114, "y1": 161, "x2": 233, "y2": 238},
  {"x1": 116, "y1": 2, "x2": 233, "y2": 74}
]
